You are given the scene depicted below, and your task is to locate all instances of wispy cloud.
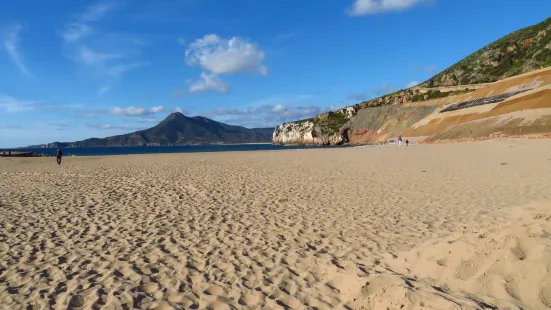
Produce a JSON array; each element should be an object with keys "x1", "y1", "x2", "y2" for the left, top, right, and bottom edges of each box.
[
  {"x1": 109, "y1": 106, "x2": 165, "y2": 116},
  {"x1": 78, "y1": 0, "x2": 122, "y2": 22},
  {"x1": 61, "y1": 0, "x2": 148, "y2": 85},
  {"x1": 106, "y1": 62, "x2": 149, "y2": 76},
  {"x1": 0, "y1": 94, "x2": 38, "y2": 112},
  {"x1": 347, "y1": 0, "x2": 432, "y2": 16},
  {"x1": 77, "y1": 46, "x2": 122, "y2": 65},
  {"x1": 62, "y1": 23, "x2": 93, "y2": 42},
  {"x1": 79, "y1": 105, "x2": 182, "y2": 119},
  {"x1": 3, "y1": 24, "x2": 32, "y2": 76},
  {"x1": 97, "y1": 85, "x2": 110, "y2": 96},
  {"x1": 0, "y1": 94, "x2": 68, "y2": 113},
  {"x1": 87, "y1": 124, "x2": 142, "y2": 131}
]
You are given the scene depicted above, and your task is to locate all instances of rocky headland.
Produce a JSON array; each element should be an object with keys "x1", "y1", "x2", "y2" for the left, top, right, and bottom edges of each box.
[{"x1": 273, "y1": 17, "x2": 551, "y2": 146}]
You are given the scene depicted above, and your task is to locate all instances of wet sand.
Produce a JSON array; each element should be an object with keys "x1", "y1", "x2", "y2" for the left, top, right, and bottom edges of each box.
[{"x1": 1, "y1": 139, "x2": 551, "y2": 309}]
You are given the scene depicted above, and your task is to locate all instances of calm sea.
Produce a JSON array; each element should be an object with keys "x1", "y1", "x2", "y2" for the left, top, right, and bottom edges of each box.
[{"x1": 6, "y1": 144, "x2": 349, "y2": 157}]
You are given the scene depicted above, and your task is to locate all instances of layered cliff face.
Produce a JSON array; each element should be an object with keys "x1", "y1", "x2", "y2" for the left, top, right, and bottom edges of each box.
[{"x1": 342, "y1": 106, "x2": 438, "y2": 144}]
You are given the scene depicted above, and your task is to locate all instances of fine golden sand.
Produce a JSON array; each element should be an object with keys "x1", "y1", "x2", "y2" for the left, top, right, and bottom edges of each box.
[{"x1": 1, "y1": 139, "x2": 551, "y2": 310}]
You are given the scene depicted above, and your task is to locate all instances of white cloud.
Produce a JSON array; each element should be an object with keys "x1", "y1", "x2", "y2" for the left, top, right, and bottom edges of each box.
[
  {"x1": 109, "y1": 106, "x2": 165, "y2": 116},
  {"x1": 189, "y1": 72, "x2": 230, "y2": 93},
  {"x1": 3, "y1": 25, "x2": 32, "y2": 76},
  {"x1": 271, "y1": 105, "x2": 286, "y2": 113},
  {"x1": 150, "y1": 106, "x2": 164, "y2": 113},
  {"x1": 186, "y1": 34, "x2": 267, "y2": 75},
  {"x1": 347, "y1": 0, "x2": 429, "y2": 15},
  {"x1": 406, "y1": 81, "x2": 421, "y2": 88},
  {"x1": 184, "y1": 34, "x2": 268, "y2": 93},
  {"x1": 97, "y1": 124, "x2": 136, "y2": 130},
  {"x1": 110, "y1": 106, "x2": 146, "y2": 116}
]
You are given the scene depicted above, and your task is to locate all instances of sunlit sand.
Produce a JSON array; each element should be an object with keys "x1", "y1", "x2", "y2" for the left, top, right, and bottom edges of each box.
[{"x1": 1, "y1": 139, "x2": 551, "y2": 309}]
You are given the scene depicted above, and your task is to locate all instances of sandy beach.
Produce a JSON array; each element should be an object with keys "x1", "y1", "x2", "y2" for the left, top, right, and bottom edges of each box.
[{"x1": 1, "y1": 139, "x2": 551, "y2": 310}]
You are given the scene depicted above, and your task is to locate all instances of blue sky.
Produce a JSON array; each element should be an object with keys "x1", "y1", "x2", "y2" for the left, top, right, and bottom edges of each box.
[{"x1": 1, "y1": 0, "x2": 550, "y2": 147}]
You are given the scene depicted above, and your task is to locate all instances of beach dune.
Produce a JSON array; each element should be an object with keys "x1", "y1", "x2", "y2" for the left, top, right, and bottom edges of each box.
[{"x1": 1, "y1": 139, "x2": 551, "y2": 309}]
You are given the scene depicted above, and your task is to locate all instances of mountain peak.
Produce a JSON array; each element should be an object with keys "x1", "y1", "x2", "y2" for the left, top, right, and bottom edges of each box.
[
  {"x1": 168, "y1": 111, "x2": 185, "y2": 117},
  {"x1": 162, "y1": 111, "x2": 186, "y2": 122}
]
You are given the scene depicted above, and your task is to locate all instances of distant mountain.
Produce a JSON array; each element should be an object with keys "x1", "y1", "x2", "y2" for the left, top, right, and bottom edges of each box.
[{"x1": 30, "y1": 113, "x2": 274, "y2": 148}]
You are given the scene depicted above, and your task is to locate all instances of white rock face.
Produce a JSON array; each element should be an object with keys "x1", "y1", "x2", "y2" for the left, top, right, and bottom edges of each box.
[
  {"x1": 272, "y1": 121, "x2": 344, "y2": 146},
  {"x1": 272, "y1": 107, "x2": 358, "y2": 145},
  {"x1": 336, "y1": 106, "x2": 356, "y2": 119}
]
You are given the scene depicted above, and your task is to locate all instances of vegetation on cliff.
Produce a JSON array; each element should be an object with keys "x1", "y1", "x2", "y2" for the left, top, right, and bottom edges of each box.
[{"x1": 423, "y1": 17, "x2": 551, "y2": 87}]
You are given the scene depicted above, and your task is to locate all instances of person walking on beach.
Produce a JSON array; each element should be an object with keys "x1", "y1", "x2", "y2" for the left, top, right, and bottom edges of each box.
[
  {"x1": 405, "y1": 139, "x2": 409, "y2": 147},
  {"x1": 55, "y1": 148, "x2": 63, "y2": 165},
  {"x1": 398, "y1": 136, "x2": 403, "y2": 147}
]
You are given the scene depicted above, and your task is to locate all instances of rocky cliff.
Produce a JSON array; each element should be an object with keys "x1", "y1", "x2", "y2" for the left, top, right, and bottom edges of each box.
[
  {"x1": 273, "y1": 16, "x2": 551, "y2": 146},
  {"x1": 272, "y1": 107, "x2": 357, "y2": 145}
]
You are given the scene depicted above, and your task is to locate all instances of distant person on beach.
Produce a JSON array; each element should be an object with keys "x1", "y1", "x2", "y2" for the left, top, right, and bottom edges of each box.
[
  {"x1": 405, "y1": 139, "x2": 409, "y2": 147},
  {"x1": 398, "y1": 136, "x2": 403, "y2": 147},
  {"x1": 55, "y1": 148, "x2": 63, "y2": 165}
]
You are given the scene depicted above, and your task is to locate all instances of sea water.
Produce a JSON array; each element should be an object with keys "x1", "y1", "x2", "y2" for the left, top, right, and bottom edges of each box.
[{"x1": 11, "y1": 144, "x2": 351, "y2": 157}]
